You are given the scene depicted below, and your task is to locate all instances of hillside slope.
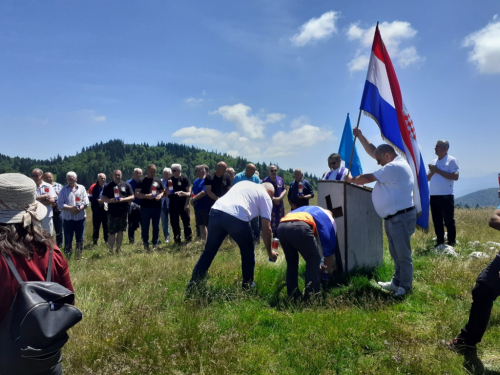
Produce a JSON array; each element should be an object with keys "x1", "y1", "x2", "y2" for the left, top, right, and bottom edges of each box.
[
  {"x1": 455, "y1": 187, "x2": 499, "y2": 208},
  {"x1": 0, "y1": 139, "x2": 318, "y2": 189}
]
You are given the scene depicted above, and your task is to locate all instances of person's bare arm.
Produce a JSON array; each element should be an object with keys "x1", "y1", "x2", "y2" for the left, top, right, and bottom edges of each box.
[
  {"x1": 489, "y1": 208, "x2": 500, "y2": 231},
  {"x1": 205, "y1": 185, "x2": 218, "y2": 201},
  {"x1": 261, "y1": 218, "x2": 278, "y2": 261},
  {"x1": 353, "y1": 128, "x2": 376, "y2": 159},
  {"x1": 135, "y1": 188, "x2": 152, "y2": 200},
  {"x1": 344, "y1": 173, "x2": 377, "y2": 185}
]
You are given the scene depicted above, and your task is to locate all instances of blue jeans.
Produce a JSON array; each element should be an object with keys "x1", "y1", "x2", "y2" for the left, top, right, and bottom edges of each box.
[
  {"x1": 141, "y1": 207, "x2": 161, "y2": 246},
  {"x1": 250, "y1": 216, "x2": 260, "y2": 243},
  {"x1": 190, "y1": 209, "x2": 255, "y2": 287},
  {"x1": 63, "y1": 219, "x2": 85, "y2": 249},
  {"x1": 160, "y1": 204, "x2": 171, "y2": 241}
]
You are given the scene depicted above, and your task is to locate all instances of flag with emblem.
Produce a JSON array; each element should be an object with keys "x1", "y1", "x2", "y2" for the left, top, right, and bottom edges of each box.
[{"x1": 359, "y1": 24, "x2": 429, "y2": 229}]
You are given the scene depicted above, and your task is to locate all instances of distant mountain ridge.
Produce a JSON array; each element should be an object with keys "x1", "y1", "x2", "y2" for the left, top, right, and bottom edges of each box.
[
  {"x1": 455, "y1": 188, "x2": 499, "y2": 208},
  {"x1": 0, "y1": 139, "x2": 319, "y2": 189}
]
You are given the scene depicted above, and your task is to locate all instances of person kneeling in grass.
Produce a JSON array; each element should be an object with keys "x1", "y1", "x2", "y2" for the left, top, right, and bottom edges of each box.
[
  {"x1": 189, "y1": 181, "x2": 278, "y2": 289},
  {"x1": 445, "y1": 194, "x2": 500, "y2": 356},
  {"x1": 279, "y1": 206, "x2": 336, "y2": 301}
]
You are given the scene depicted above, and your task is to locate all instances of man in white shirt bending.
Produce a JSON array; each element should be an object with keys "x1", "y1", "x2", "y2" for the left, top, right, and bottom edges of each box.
[
  {"x1": 189, "y1": 181, "x2": 279, "y2": 289},
  {"x1": 345, "y1": 129, "x2": 416, "y2": 297},
  {"x1": 428, "y1": 140, "x2": 459, "y2": 247}
]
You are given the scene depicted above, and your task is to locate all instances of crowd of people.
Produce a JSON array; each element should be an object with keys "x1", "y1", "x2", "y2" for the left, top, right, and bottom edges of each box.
[{"x1": 6, "y1": 129, "x2": 500, "y2": 369}]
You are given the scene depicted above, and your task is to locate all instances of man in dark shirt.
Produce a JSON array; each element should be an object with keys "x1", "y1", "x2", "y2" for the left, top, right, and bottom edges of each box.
[
  {"x1": 127, "y1": 168, "x2": 143, "y2": 244},
  {"x1": 101, "y1": 170, "x2": 134, "y2": 254},
  {"x1": 287, "y1": 169, "x2": 314, "y2": 210},
  {"x1": 88, "y1": 173, "x2": 108, "y2": 245},
  {"x1": 166, "y1": 163, "x2": 192, "y2": 244},
  {"x1": 204, "y1": 161, "x2": 232, "y2": 205},
  {"x1": 135, "y1": 164, "x2": 164, "y2": 249}
]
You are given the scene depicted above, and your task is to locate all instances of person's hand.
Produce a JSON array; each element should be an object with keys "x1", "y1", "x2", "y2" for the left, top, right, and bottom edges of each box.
[
  {"x1": 290, "y1": 202, "x2": 297, "y2": 210},
  {"x1": 353, "y1": 128, "x2": 362, "y2": 138},
  {"x1": 297, "y1": 194, "x2": 307, "y2": 199},
  {"x1": 273, "y1": 197, "x2": 281, "y2": 206},
  {"x1": 268, "y1": 250, "x2": 279, "y2": 262},
  {"x1": 344, "y1": 173, "x2": 353, "y2": 183},
  {"x1": 428, "y1": 164, "x2": 438, "y2": 173},
  {"x1": 110, "y1": 198, "x2": 117, "y2": 203},
  {"x1": 155, "y1": 195, "x2": 162, "y2": 201},
  {"x1": 70, "y1": 206, "x2": 79, "y2": 214},
  {"x1": 184, "y1": 205, "x2": 190, "y2": 212},
  {"x1": 175, "y1": 191, "x2": 185, "y2": 197}
]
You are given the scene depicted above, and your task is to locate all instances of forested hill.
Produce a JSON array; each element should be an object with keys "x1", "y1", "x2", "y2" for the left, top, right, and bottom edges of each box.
[
  {"x1": 0, "y1": 140, "x2": 319, "y2": 189},
  {"x1": 455, "y1": 188, "x2": 499, "y2": 208}
]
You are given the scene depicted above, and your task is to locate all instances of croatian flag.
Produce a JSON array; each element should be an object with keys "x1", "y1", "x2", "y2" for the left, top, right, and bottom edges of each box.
[{"x1": 360, "y1": 24, "x2": 429, "y2": 229}]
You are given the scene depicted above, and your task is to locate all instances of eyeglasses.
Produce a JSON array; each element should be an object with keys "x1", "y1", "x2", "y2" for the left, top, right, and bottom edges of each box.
[{"x1": 31, "y1": 174, "x2": 40, "y2": 177}]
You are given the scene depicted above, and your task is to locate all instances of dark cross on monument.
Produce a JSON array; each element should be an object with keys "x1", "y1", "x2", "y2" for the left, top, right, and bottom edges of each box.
[{"x1": 325, "y1": 195, "x2": 344, "y2": 274}]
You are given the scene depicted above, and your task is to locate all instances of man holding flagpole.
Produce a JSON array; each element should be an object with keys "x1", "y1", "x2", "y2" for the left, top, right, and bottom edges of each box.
[{"x1": 345, "y1": 131, "x2": 415, "y2": 297}]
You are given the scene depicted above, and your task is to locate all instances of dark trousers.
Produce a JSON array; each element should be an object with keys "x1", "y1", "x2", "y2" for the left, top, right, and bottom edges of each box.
[
  {"x1": 92, "y1": 207, "x2": 108, "y2": 244},
  {"x1": 140, "y1": 207, "x2": 161, "y2": 246},
  {"x1": 458, "y1": 254, "x2": 500, "y2": 346},
  {"x1": 191, "y1": 209, "x2": 255, "y2": 287},
  {"x1": 250, "y1": 216, "x2": 260, "y2": 243},
  {"x1": 128, "y1": 202, "x2": 141, "y2": 243},
  {"x1": 63, "y1": 219, "x2": 85, "y2": 256},
  {"x1": 278, "y1": 221, "x2": 322, "y2": 300},
  {"x1": 170, "y1": 205, "x2": 192, "y2": 243},
  {"x1": 430, "y1": 195, "x2": 456, "y2": 245},
  {"x1": 52, "y1": 210, "x2": 63, "y2": 248}
]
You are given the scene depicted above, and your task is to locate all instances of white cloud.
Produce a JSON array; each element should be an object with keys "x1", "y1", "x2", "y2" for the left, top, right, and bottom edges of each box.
[
  {"x1": 210, "y1": 103, "x2": 265, "y2": 139},
  {"x1": 172, "y1": 126, "x2": 262, "y2": 159},
  {"x1": 266, "y1": 124, "x2": 334, "y2": 157},
  {"x1": 184, "y1": 97, "x2": 205, "y2": 107},
  {"x1": 265, "y1": 113, "x2": 286, "y2": 124},
  {"x1": 289, "y1": 115, "x2": 310, "y2": 129},
  {"x1": 463, "y1": 16, "x2": 500, "y2": 74},
  {"x1": 346, "y1": 21, "x2": 424, "y2": 72},
  {"x1": 290, "y1": 11, "x2": 340, "y2": 47},
  {"x1": 93, "y1": 116, "x2": 106, "y2": 122}
]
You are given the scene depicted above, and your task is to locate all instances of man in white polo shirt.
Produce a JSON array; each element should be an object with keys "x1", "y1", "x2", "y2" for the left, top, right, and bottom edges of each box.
[
  {"x1": 428, "y1": 140, "x2": 459, "y2": 247},
  {"x1": 345, "y1": 129, "x2": 416, "y2": 297},
  {"x1": 189, "y1": 181, "x2": 279, "y2": 289}
]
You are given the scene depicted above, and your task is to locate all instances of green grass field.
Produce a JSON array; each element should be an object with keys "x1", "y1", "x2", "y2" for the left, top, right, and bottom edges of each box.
[{"x1": 62, "y1": 202, "x2": 500, "y2": 374}]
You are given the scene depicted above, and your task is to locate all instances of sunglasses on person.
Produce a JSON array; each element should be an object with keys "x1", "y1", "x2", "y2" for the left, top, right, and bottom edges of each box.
[{"x1": 270, "y1": 170, "x2": 277, "y2": 173}]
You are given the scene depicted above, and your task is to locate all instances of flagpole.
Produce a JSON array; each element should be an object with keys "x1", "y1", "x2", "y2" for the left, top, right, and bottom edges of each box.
[{"x1": 346, "y1": 109, "x2": 362, "y2": 176}]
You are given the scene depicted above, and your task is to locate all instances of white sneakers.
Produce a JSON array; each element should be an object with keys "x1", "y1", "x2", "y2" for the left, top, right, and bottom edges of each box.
[
  {"x1": 377, "y1": 281, "x2": 407, "y2": 297},
  {"x1": 377, "y1": 281, "x2": 399, "y2": 292}
]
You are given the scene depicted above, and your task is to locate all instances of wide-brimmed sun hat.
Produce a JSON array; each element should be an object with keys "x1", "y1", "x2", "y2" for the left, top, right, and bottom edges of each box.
[{"x1": 0, "y1": 173, "x2": 47, "y2": 226}]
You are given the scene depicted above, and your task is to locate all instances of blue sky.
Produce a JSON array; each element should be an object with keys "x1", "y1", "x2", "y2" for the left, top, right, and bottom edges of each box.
[{"x1": 1, "y1": 1, "x2": 499, "y2": 192}]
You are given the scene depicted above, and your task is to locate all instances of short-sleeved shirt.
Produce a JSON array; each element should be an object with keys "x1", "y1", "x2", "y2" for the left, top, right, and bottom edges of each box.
[
  {"x1": 192, "y1": 178, "x2": 212, "y2": 211},
  {"x1": 204, "y1": 173, "x2": 232, "y2": 203},
  {"x1": 287, "y1": 179, "x2": 315, "y2": 207},
  {"x1": 212, "y1": 180, "x2": 272, "y2": 222},
  {"x1": 372, "y1": 155, "x2": 414, "y2": 219},
  {"x1": 35, "y1": 182, "x2": 57, "y2": 218},
  {"x1": 57, "y1": 184, "x2": 89, "y2": 221},
  {"x1": 232, "y1": 171, "x2": 261, "y2": 185},
  {"x1": 168, "y1": 175, "x2": 191, "y2": 208},
  {"x1": 103, "y1": 181, "x2": 134, "y2": 216},
  {"x1": 429, "y1": 154, "x2": 459, "y2": 196},
  {"x1": 136, "y1": 177, "x2": 164, "y2": 209}
]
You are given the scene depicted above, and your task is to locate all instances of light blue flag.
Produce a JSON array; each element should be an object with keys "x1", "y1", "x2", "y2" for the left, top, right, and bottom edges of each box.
[{"x1": 338, "y1": 113, "x2": 363, "y2": 177}]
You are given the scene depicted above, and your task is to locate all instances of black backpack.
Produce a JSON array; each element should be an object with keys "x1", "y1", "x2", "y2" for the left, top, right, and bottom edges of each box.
[{"x1": 0, "y1": 249, "x2": 83, "y2": 375}]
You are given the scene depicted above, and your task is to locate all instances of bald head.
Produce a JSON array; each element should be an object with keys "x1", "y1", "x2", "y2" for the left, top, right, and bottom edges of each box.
[
  {"x1": 375, "y1": 144, "x2": 397, "y2": 166},
  {"x1": 245, "y1": 163, "x2": 256, "y2": 178},
  {"x1": 216, "y1": 161, "x2": 228, "y2": 177}
]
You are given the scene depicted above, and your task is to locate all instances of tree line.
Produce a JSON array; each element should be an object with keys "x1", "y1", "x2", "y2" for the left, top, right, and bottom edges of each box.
[{"x1": 0, "y1": 139, "x2": 319, "y2": 189}]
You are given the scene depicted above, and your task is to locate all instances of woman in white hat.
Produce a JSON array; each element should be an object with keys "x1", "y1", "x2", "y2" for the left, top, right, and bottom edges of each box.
[{"x1": 0, "y1": 173, "x2": 75, "y2": 374}]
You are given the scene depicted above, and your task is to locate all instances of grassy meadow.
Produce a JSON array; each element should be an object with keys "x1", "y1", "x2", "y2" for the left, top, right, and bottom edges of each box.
[{"x1": 62, "y1": 199, "x2": 500, "y2": 375}]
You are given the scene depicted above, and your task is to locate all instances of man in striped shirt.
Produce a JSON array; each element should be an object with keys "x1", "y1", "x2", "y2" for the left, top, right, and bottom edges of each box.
[{"x1": 57, "y1": 171, "x2": 89, "y2": 259}]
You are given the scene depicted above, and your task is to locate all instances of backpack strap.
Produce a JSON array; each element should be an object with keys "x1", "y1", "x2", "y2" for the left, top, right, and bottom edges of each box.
[
  {"x1": 46, "y1": 248, "x2": 54, "y2": 282},
  {"x1": 2, "y1": 248, "x2": 54, "y2": 283},
  {"x1": 2, "y1": 253, "x2": 24, "y2": 285}
]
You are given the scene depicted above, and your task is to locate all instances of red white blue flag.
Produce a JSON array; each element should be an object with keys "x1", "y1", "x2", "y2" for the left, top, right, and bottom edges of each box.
[{"x1": 360, "y1": 24, "x2": 429, "y2": 229}]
